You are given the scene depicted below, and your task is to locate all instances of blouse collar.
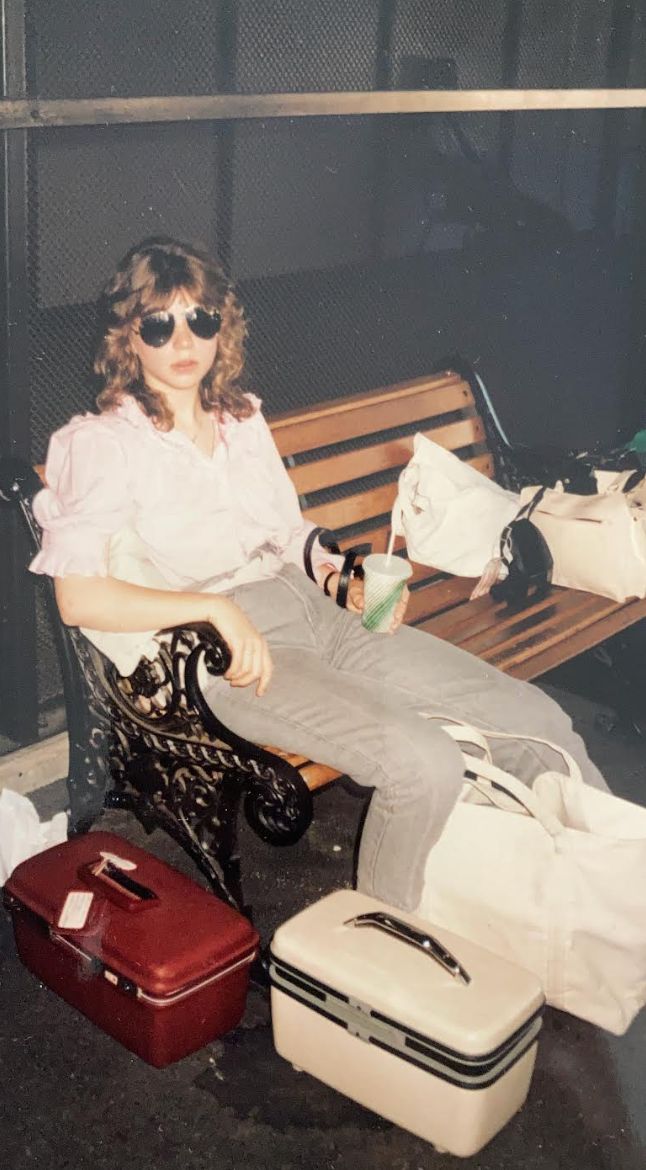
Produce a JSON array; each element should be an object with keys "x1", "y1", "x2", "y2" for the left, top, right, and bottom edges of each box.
[{"x1": 113, "y1": 391, "x2": 261, "y2": 447}]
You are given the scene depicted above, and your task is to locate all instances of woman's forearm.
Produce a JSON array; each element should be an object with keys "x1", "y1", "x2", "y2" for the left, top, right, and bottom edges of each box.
[{"x1": 55, "y1": 574, "x2": 219, "y2": 632}]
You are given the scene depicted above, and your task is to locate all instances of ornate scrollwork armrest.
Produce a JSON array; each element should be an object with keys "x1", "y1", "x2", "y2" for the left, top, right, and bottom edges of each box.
[
  {"x1": 94, "y1": 621, "x2": 232, "y2": 732},
  {"x1": 161, "y1": 621, "x2": 232, "y2": 681}
]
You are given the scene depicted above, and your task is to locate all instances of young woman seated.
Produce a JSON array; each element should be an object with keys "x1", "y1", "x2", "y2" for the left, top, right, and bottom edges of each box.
[{"x1": 30, "y1": 236, "x2": 609, "y2": 912}]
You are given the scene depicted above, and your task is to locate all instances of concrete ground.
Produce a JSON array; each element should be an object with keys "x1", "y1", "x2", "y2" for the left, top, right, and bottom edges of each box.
[{"x1": 1, "y1": 682, "x2": 645, "y2": 1170}]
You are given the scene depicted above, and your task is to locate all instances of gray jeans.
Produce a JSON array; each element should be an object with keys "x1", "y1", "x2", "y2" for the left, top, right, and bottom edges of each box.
[{"x1": 203, "y1": 565, "x2": 607, "y2": 911}]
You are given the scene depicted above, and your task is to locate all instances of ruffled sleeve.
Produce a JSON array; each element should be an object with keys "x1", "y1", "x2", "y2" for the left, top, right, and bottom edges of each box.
[{"x1": 29, "y1": 416, "x2": 131, "y2": 579}]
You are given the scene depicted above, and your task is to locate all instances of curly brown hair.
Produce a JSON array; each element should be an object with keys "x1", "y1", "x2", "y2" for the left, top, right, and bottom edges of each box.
[{"x1": 95, "y1": 236, "x2": 253, "y2": 429}]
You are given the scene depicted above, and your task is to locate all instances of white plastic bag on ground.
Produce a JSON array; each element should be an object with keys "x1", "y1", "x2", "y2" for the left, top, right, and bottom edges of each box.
[{"x1": 0, "y1": 788, "x2": 68, "y2": 885}]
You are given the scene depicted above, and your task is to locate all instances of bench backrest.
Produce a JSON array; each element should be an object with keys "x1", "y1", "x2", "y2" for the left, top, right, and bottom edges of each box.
[
  {"x1": 269, "y1": 369, "x2": 493, "y2": 555},
  {"x1": 30, "y1": 371, "x2": 491, "y2": 560}
]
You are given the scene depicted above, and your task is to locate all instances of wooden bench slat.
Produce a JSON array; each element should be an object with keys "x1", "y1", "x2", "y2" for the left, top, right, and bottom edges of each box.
[
  {"x1": 271, "y1": 376, "x2": 474, "y2": 457},
  {"x1": 421, "y1": 589, "x2": 553, "y2": 644},
  {"x1": 459, "y1": 590, "x2": 611, "y2": 660},
  {"x1": 298, "y1": 761, "x2": 344, "y2": 791},
  {"x1": 337, "y1": 525, "x2": 399, "y2": 555},
  {"x1": 511, "y1": 597, "x2": 646, "y2": 679},
  {"x1": 488, "y1": 597, "x2": 623, "y2": 672},
  {"x1": 302, "y1": 454, "x2": 494, "y2": 533},
  {"x1": 303, "y1": 482, "x2": 398, "y2": 530},
  {"x1": 263, "y1": 744, "x2": 310, "y2": 768},
  {"x1": 468, "y1": 453, "x2": 494, "y2": 478},
  {"x1": 286, "y1": 417, "x2": 485, "y2": 496},
  {"x1": 261, "y1": 750, "x2": 341, "y2": 792},
  {"x1": 414, "y1": 586, "x2": 550, "y2": 637},
  {"x1": 270, "y1": 371, "x2": 463, "y2": 431},
  {"x1": 427, "y1": 588, "x2": 600, "y2": 652},
  {"x1": 408, "y1": 576, "x2": 476, "y2": 622},
  {"x1": 408, "y1": 563, "x2": 446, "y2": 588}
]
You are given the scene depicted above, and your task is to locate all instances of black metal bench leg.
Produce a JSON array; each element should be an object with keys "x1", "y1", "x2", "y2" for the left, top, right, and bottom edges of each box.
[
  {"x1": 219, "y1": 776, "x2": 248, "y2": 912},
  {"x1": 66, "y1": 734, "x2": 110, "y2": 835},
  {"x1": 593, "y1": 622, "x2": 646, "y2": 738},
  {"x1": 112, "y1": 753, "x2": 252, "y2": 915}
]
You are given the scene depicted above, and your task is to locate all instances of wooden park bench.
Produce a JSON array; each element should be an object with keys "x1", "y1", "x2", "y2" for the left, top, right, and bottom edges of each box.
[{"x1": 3, "y1": 362, "x2": 645, "y2": 914}]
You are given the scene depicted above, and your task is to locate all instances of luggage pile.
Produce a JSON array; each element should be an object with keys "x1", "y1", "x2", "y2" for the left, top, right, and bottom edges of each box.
[{"x1": 4, "y1": 830, "x2": 546, "y2": 1157}]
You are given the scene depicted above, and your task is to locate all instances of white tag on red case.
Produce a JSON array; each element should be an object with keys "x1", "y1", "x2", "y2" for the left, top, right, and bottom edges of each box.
[
  {"x1": 98, "y1": 851, "x2": 137, "y2": 871},
  {"x1": 57, "y1": 890, "x2": 94, "y2": 930}
]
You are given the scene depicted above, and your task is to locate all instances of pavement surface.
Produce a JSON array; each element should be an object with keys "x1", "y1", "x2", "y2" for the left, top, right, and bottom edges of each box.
[{"x1": 1, "y1": 683, "x2": 645, "y2": 1170}]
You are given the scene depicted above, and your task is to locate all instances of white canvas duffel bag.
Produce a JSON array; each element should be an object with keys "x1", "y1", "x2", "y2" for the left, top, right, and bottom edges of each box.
[
  {"x1": 518, "y1": 470, "x2": 646, "y2": 602},
  {"x1": 419, "y1": 720, "x2": 646, "y2": 1035}
]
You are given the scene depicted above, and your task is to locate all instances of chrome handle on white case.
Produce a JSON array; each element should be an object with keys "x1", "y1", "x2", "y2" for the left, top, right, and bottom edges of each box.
[{"x1": 345, "y1": 911, "x2": 471, "y2": 985}]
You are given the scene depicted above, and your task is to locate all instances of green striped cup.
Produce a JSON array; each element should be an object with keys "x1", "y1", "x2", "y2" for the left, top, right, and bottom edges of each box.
[{"x1": 361, "y1": 553, "x2": 413, "y2": 633}]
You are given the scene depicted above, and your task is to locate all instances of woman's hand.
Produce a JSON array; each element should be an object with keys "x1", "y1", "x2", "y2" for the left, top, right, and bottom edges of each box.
[
  {"x1": 326, "y1": 573, "x2": 410, "y2": 634},
  {"x1": 206, "y1": 596, "x2": 273, "y2": 696},
  {"x1": 389, "y1": 584, "x2": 410, "y2": 633}
]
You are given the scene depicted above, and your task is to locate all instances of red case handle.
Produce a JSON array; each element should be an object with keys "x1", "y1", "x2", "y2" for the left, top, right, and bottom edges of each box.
[{"x1": 79, "y1": 859, "x2": 159, "y2": 913}]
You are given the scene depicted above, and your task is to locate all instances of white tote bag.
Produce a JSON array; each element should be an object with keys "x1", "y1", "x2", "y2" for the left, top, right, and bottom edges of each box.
[
  {"x1": 518, "y1": 470, "x2": 646, "y2": 602},
  {"x1": 419, "y1": 721, "x2": 646, "y2": 1035},
  {"x1": 391, "y1": 433, "x2": 519, "y2": 576}
]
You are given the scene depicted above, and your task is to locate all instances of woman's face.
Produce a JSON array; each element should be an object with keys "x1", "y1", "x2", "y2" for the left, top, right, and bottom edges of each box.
[{"x1": 130, "y1": 289, "x2": 219, "y2": 399}]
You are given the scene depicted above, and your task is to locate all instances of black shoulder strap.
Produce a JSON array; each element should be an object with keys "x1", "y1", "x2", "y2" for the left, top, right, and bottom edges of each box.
[
  {"x1": 303, "y1": 526, "x2": 371, "y2": 607},
  {"x1": 303, "y1": 526, "x2": 341, "y2": 581}
]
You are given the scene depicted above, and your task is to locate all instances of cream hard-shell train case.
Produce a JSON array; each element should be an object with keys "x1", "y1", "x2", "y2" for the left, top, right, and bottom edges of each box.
[{"x1": 269, "y1": 890, "x2": 544, "y2": 1158}]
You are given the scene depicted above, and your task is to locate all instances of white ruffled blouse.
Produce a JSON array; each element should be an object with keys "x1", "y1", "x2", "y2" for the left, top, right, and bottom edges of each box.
[{"x1": 30, "y1": 393, "x2": 340, "y2": 674}]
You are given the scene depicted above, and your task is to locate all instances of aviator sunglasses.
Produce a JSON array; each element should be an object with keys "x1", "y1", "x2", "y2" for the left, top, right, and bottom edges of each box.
[{"x1": 137, "y1": 305, "x2": 222, "y2": 348}]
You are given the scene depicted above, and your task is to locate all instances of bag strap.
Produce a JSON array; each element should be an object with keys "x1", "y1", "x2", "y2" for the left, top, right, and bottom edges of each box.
[
  {"x1": 472, "y1": 726, "x2": 582, "y2": 783},
  {"x1": 422, "y1": 715, "x2": 493, "y2": 762},
  {"x1": 460, "y1": 753, "x2": 564, "y2": 837},
  {"x1": 516, "y1": 485, "x2": 547, "y2": 521},
  {"x1": 422, "y1": 716, "x2": 582, "y2": 835},
  {"x1": 425, "y1": 715, "x2": 582, "y2": 783},
  {"x1": 499, "y1": 487, "x2": 546, "y2": 564},
  {"x1": 303, "y1": 526, "x2": 372, "y2": 608},
  {"x1": 335, "y1": 543, "x2": 371, "y2": 608},
  {"x1": 303, "y1": 526, "x2": 340, "y2": 581}
]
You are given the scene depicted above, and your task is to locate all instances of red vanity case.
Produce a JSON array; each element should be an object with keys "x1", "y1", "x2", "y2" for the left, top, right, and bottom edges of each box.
[{"x1": 4, "y1": 831, "x2": 259, "y2": 1067}]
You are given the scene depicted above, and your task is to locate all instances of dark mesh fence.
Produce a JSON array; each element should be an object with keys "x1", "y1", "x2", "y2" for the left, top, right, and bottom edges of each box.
[
  {"x1": 28, "y1": 109, "x2": 643, "y2": 445},
  {"x1": 26, "y1": 0, "x2": 229, "y2": 98},
  {"x1": 392, "y1": 0, "x2": 509, "y2": 89},
  {"x1": 27, "y1": 120, "x2": 225, "y2": 455},
  {"x1": 516, "y1": 0, "x2": 613, "y2": 87},
  {"x1": 5, "y1": 0, "x2": 646, "y2": 732},
  {"x1": 25, "y1": 0, "x2": 645, "y2": 99},
  {"x1": 235, "y1": 1, "x2": 382, "y2": 92}
]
